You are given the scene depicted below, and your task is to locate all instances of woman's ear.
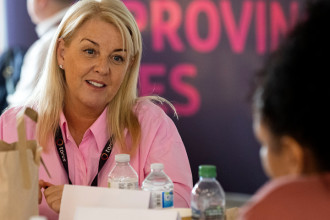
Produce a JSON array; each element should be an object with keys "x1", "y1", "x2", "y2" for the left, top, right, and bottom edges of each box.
[
  {"x1": 280, "y1": 136, "x2": 304, "y2": 175},
  {"x1": 57, "y1": 38, "x2": 66, "y2": 68}
]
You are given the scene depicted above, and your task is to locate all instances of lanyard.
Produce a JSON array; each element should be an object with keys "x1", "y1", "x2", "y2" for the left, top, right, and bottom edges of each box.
[{"x1": 55, "y1": 126, "x2": 114, "y2": 186}]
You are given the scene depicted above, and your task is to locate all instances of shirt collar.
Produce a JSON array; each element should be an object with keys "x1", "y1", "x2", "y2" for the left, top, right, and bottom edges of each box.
[
  {"x1": 59, "y1": 112, "x2": 69, "y2": 143},
  {"x1": 59, "y1": 107, "x2": 110, "y2": 152},
  {"x1": 35, "y1": 7, "x2": 69, "y2": 37},
  {"x1": 90, "y1": 108, "x2": 110, "y2": 152}
]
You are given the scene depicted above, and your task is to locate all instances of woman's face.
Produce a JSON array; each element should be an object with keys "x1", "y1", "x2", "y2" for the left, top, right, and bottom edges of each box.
[
  {"x1": 57, "y1": 17, "x2": 130, "y2": 113},
  {"x1": 253, "y1": 114, "x2": 294, "y2": 179}
]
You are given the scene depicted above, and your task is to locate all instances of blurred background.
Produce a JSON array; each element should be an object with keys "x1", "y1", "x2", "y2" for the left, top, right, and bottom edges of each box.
[{"x1": 0, "y1": 0, "x2": 305, "y2": 197}]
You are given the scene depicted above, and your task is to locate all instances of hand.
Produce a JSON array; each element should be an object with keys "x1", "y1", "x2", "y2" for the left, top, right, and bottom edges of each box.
[
  {"x1": 43, "y1": 184, "x2": 64, "y2": 213},
  {"x1": 39, "y1": 180, "x2": 53, "y2": 204}
]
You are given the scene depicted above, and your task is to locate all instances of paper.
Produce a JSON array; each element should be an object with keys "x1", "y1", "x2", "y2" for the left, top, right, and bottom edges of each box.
[
  {"x1": 173, "y1": 208, "x2": 192, "y2": 218},
  {"x1": 59, "y1": 184, "x2": 150, "y2": 220},
  {"x1": 73, "y1": 207, "x2": 180, "y2": 220}
]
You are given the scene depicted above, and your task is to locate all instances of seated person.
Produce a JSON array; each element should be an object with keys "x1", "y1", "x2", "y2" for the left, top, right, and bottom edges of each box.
[
  {"x1": 238, "y1": 1, "x2": 330, "y2": 219},
  {"x1": 0, "y1": 0, "x2": 192, "y2": 219},
  {"x1": 7, "y1": 0, "x2": 74, "y2": 108}
]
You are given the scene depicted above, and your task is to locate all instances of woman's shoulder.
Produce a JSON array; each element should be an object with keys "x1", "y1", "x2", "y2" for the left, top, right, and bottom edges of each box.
[
  {"x1": 239, "y1": 174, "x2": 330, "y2": 219},
  {"x1": 0, "y1": 106, "x2": 38, "y2": 130},
  {"x1": 0, "y1": 107, "x2": 25, "y2": 141},
  {"x1": 1, "y1": 106, "x2": 23, "y2": 121},
  {"x1": 252, "y1": 173, "x2": 330, "y2": 199},
  {"x1": 134, "y1": 98, "x2": 171, "y2": 119},
  {"x1": 133, "y1": 98, "x2": 178, "y2": 130}
]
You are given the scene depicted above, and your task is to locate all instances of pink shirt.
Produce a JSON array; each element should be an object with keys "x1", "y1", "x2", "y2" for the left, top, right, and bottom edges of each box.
[
  {"x1": 0, "y1": 100, "x2": 193, "y2": 220},
  {"x1": 239, "y1": 173, "x2": 330, "y2": 220}
]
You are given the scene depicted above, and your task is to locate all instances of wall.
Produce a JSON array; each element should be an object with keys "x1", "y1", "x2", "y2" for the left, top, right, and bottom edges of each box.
[
  {"x1": 5, "y1": 0, "x2": 37, "y2": 49},
  {"x1": 4, "y1": 0, "x2": 304, "y2": 194},
  {"x1": 125, "y1": 0, "x2": 302, "y2": 194},
  {"x1": 0, "y1": 0, "x2": 7, "y2": 53}
]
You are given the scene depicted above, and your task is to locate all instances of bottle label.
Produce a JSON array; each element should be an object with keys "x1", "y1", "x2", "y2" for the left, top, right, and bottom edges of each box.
[
  {"x1": 150, "y1": 190, "x2": 173, "y2": 209},
  {"x1": 108, "y1": 181, "x2": 138, "y2": 190},
  {"x1": 192, "y1": 206, "x2": 225, "y2": 220}
]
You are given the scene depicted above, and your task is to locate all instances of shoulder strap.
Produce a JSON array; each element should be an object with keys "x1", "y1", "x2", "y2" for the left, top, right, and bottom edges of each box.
[{"x1": 16, "y1": 107, "x2": 38, "y2": 189}]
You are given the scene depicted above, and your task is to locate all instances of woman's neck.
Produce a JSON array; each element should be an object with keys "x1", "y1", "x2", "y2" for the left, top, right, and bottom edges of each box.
[{"x1": 63, "y1": 103, "x2": 104, "y2": 146}]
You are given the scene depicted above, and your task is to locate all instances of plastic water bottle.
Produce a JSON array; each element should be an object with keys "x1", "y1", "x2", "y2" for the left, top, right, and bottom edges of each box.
[
  {"x1": 141, "y1": 163, "x2": 174, "y2": 209},
  {"x1": 191, "y1": 165, "x2": 225, "y2": 220},
  {"x1": 108, "y1": 154, "x2": 138, "y2": 189}
]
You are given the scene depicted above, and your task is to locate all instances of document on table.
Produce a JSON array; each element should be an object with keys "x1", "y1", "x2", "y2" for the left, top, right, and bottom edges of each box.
[
  {"x1": 73, "y1": 207, "x2": 180, "y2": 220},
  {"x1": 59, "y1": 184, "x2": 151, "y2": 220}
]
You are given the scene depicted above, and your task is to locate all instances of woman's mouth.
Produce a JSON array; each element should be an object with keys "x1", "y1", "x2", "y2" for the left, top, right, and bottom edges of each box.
[{"x1": 86, "y1": 80, "x2": 106, "y2": 88}]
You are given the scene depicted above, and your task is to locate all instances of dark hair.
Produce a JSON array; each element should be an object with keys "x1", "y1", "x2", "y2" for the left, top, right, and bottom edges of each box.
[{"x1": 252, "y1": 0, "x2": 330, "y2": 171}]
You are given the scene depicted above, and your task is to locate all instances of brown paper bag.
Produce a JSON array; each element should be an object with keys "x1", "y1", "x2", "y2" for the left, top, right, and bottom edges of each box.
[{"x1": 0, "y1": 107, "x2": 42, "y2": 220}]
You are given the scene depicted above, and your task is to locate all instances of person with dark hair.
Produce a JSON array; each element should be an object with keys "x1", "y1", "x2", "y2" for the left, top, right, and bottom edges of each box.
[{"x1": 238, "y1": 1, "x2": 330, "y2": 219}]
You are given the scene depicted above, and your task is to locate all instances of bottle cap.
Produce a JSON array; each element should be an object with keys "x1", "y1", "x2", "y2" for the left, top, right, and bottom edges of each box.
[
  {"x1": 115, "y1": 154, "x2": 130, "y2": 162},
  {"x1": 199, "y1": 165, "x2": 217, "y2": 178},
  {"x1": 151, "y1": 163, "x2": 164, "y2": 170}
]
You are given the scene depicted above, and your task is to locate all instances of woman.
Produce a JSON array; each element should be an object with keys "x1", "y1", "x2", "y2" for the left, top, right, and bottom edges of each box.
[
  {"x1": 0, "y1": 0, "x2": 192, "y2": 219},
  {"x1": 238, "y1": 1, "x2": 330, "y2": 219}
]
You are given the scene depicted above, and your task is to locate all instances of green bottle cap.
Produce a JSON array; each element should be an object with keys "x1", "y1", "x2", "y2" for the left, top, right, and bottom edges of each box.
[{"x1": 199, "y1": 165, "x2": 217, "y2": 178}]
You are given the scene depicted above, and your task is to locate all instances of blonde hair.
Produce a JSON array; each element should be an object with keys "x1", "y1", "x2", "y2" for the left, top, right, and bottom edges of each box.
[{"x1": 28, "y1": 0, "x2": 176, "y2": 155}]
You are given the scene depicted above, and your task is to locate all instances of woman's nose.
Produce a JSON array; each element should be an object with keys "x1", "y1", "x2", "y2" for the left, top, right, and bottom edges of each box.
[{"x1": 94, "y1": 57, "x2": 110, "y2": 75}]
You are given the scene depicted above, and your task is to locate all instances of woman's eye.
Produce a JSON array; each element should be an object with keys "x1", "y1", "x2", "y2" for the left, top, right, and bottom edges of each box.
[
  {"x1": 113, "y1": 55, "x2": 124, "y2": 63},
  {"x1": 84, "y1": 49, "x2": 95, "y2": 55}
]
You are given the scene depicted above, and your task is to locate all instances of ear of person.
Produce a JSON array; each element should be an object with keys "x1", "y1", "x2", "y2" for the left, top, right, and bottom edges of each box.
[
  {"x1": 56, "y1": 39, "x2": 66, "y2": 67},
  {"x1": 280, "y1": 136, "x2": 304, "y2": 175}
]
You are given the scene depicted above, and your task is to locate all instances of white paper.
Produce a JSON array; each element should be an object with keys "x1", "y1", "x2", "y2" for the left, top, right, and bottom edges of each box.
[
  {"x1": 73, "y1": 207, "x2": 180, "y2": 220},
  {"x1": 59, "y1": 185, "x2": 150, "y2": 220}
]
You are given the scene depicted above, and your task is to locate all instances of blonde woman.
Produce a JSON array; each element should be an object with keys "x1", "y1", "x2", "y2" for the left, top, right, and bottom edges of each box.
[{"x1": 0, "y1": 0, "x2": 192, "y2": 219}]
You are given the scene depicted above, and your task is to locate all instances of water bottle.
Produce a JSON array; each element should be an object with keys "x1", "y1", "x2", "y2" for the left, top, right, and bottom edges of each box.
[
  {"x1": 141, "y1": 163, "x2": 174, "y2": 209},
  {"x1": 108, "y1": 154, "x2": 138, "y2": 190},
  {"x1": 191, "y1": 165, "x2": 225, "y2": 220}
]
